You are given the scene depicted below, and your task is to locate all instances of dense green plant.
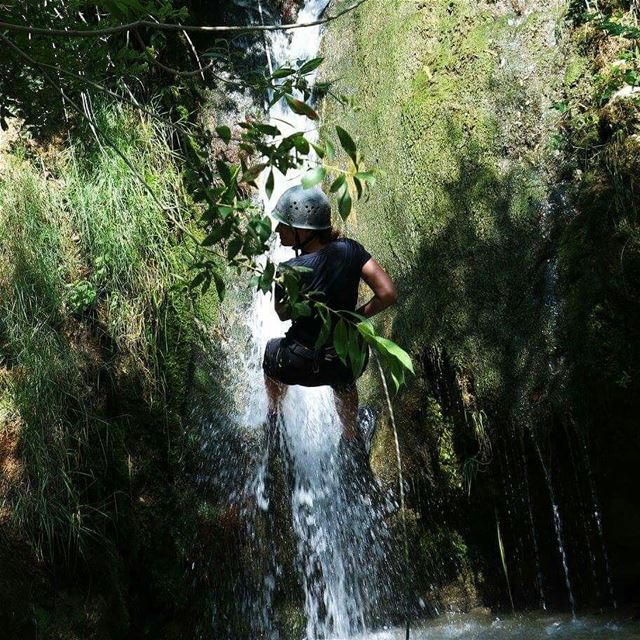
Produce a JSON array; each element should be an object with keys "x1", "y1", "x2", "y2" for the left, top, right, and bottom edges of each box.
[
  {"x1": 1, "y1": 0, "x2": 413, "y2": 388},
  {"x1": 0, "y1": 104, "x2": 206, "y2": 570}
]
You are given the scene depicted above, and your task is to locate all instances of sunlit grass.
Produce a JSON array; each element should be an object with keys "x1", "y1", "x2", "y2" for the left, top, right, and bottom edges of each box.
[{"x1": 0, "y1": 103, "x2": 207, "y2": 567}]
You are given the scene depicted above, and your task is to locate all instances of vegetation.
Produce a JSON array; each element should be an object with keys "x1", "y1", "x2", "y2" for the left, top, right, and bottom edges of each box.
[
  {"x1": 1, "y1": 0, "x2": 413, "y2": 389},
  {"x1": 321, "y1": 0, "x2": 640, "y2": 613},
  {"x1": 0, "y1": 0, "x2": 411, "y2": 634},
  {"x1": 0, "y1": 104, "x2": 216, "y2": 637},
  {"x1": 1, "y1": 0, "x2": 638, "y2": 634},
  {"x1": 557, "y1": 1, "x2": 640, "y2": 600}
]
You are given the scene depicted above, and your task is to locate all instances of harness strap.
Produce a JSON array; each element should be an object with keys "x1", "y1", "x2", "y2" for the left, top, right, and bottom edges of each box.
[{"x1": 290, "y1": 338, "x2": 336, "y2": 361}]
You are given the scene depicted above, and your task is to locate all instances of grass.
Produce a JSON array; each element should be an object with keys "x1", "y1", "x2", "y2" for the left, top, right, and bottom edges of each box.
[{"x1": 0, "y1": 102, "x2": 215, "y2": 576}]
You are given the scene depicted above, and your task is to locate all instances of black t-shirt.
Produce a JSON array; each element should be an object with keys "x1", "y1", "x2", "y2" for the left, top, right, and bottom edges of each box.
[{"x1": 275, "y1": 238, "x2": 372, "y2": 346}]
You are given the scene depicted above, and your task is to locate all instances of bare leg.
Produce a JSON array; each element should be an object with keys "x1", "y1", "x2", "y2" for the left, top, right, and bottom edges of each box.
[
  {"x1": 265, "y1": 374, "x2": 287, "y2": 417},
  {"x1": 334, "y1": 386, "x2": 359, "y2": 441}
]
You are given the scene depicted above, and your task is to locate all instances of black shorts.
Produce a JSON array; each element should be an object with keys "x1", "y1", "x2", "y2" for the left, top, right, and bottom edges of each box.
[{"x1": 263, "y1": 336, "x2": 369, "y2": 391}]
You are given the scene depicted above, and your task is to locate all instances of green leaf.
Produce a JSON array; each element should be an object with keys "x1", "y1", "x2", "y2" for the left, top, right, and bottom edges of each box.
[
  {"x1": 283, "y1": 272, "x2": 299, "y2": 303},
  {"x1": 213, "y1": 272, "x2": 226, "y2": 301},
  {"x1": 315, "y1": 306, "x2": 332, "y2": 349},
  {"x1": 330, "y1": 174, "x2": 346, "y2": 193},
  {"x1": 202, "y1": 222, "x2": 231, "y2": 246},
  {"x1": 338, "y1": 185, "x2": 352, "y2": 220},
  {"x1": 355, "y1": 170, "x2": 377, "y2": 186},
  {"x1": 272, "y1": 67, "x2": 296, "y2": 79},
  {"x1": 190, "y1": 271, "x2": 207, "y2": 290},
  {"x1": 374, "y1": 336, "x2": 414, "y2": 374},
  {"x1": 357, "y1": 319, "x2": 376, "y2": 338},
  {"x1": 325, "y1": 139, "x2": 336, "y2": 161},
  {"x1": 260, "y1": 262, "x2": 275, "y2": 294},
  {"x1": 302, "y1": 166, "x2": 327, "y2": 189},
  {"x1": 254, "y1": 123, "x2": 281, "y2": 136},
  {"x1": 243, "y1": 163, "x2": 268, "y2": 182},
  {"x1": 293, "y1": 302, "x2": 312, "y2": 318},
  {"x1": 285, "y1": 94, "x2": 319, "y2": 120},
  {"x1": 266, "y1": 169, "x2": 275, "y2": 200},
  {"x1": 227, "y1": 236, "x2": 243, "y2": 260},
  {"x1": 348, "y1": 328, "x2": 366, "y2": 378},
  {"x1": 292, "y1": 134, "x2": 311, "y2": 154},
  {"x1": 299, "y1": 57, "x2": 324, "y2": 74},
  {"x1": 336, "y1": 125, "x2": 357, "y2": 164},
  {"x1": 334, "y1": 319, "x2": 348, "y2": 365},
  {"x1": 311, "y1": 142, "x2": 326, "y2": 158},
  {"x1": 216, "y1": 125, "x2": 231, "y2": 144},
  {"x1": 389, "y1": 363, "x2": 404, "y2": 393},
  {"x1": 217, "y1": 205, "x2": 234, "y2": 219},
  {"x1": 255, "y1": 217, "x2": 272, "y2": 242},
  {"x1": 216, "y1": 159, "x2": 232, "y2": 186},
  {"x1": 354, "y1": 176, "x2": 363, "y2": 199}
]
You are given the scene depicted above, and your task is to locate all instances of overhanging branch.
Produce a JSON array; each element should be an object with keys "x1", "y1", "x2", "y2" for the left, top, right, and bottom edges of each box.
[{"x1": 0, "y1": 0, "x2": 368, "y2": 38}]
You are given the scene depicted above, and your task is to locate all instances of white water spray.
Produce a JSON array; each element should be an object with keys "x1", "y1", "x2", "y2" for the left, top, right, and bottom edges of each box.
[{"x1": 218, "y1": 2, "x2": 392, "y2": 638}]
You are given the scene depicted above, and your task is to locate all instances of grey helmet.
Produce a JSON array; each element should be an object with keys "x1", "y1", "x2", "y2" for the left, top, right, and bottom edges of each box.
[{"x1": 272, "y1": 185, "x2": 331, "y2": 230}]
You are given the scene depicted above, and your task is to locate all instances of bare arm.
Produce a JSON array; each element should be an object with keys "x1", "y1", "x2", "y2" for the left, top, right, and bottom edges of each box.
[
  {"x1": 357, "y1": 258, "x2": 398, "y2": 318},
  {"x1": 274, "y1": 295, "x2": 291, "y2": 321}
]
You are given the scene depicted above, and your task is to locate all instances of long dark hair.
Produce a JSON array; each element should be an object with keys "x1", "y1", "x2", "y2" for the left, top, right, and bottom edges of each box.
[{"x1": 317, "y1": 227, "x2": 342, "y2": 244}]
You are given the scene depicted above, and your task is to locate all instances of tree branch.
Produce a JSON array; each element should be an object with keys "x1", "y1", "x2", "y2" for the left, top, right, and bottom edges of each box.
[
  {"x1": 6, "y1": 50, "x2": 192, "y2": 133},
  {"x1": 0, "y1": 31, "x2": 201, "y2": 253},
  {"x1": 0, "y1": 0, "x2": 368, "y2": 38}
]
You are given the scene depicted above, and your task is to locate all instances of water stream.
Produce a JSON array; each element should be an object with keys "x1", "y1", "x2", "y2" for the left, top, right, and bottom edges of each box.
[
  {"x1": 363, "y1": 613, "x2": 640, "y2": 640},
  {"x1": 219, "y1": 2, "x2": 393, "y2": 637}
]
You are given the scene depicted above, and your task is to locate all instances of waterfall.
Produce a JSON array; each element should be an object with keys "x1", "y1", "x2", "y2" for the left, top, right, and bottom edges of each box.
[
  {"x1": 518, "y1": 427, "x2": 546, "y2": 611},
  {"x1": 531, "y1": 435, "x2": 576, "y2": 618},
  {"x1": 212, "y1": 2, "x2": 393, "y2": 637}
]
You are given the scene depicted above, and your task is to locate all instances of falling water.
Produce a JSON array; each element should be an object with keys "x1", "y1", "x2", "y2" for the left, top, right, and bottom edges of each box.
[
  {"x1": 216, "y1": 2, "x2": 393, "y2": 637},
  {"x1": 562, "y1": 420, "x2": 601, "y2": 606},
  {"x1": 576, "y1": 429, "x2": 617, "y2": 609},
  {"x1": 552, "y1": 502, "x2": 576, "y2": 618},
  {"x1": 518, "y1": 427, "x2": 547, "y2": 611},
  {"x1": 531, "y1": 435, "x2": 576, "y2": 617}
]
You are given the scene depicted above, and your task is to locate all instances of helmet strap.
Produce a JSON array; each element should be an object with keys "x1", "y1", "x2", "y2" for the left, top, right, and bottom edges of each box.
[{"x1": 293, "y1": 229, "x2": 317, "y2": 257}]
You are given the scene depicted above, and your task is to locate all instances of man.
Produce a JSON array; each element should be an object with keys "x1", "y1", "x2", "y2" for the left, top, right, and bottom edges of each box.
[{"x1": 262, "y1": 185, "x2": 397, "y2": 442}]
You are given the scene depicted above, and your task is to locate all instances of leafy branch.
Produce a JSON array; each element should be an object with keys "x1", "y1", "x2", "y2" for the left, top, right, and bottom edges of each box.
[
  {"x1": 271, "y1": 267, "x2": 414, "y2": 393},
  {"x1": 584, "y1": 11, "x2": 640, "y2": 40},
  {"x1": 0, "y1": 0, "x2": 370, "y2": 38},
  {"x1": 2, "y1": 0, "x2": 412, "y2": 389}
]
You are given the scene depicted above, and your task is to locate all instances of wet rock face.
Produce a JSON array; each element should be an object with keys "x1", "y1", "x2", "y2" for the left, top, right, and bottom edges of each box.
[{"x1": 322, "y1": 0, "x2": 640, "y2": 615}]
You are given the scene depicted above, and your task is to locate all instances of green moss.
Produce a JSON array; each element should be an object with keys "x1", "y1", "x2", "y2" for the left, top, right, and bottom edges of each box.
[
  {"x1": 323, "y1": 0, "x2": 565, "y2": 395},
  {"x1": 565, "y1": 55, "x2": 587, "y2": 86}
]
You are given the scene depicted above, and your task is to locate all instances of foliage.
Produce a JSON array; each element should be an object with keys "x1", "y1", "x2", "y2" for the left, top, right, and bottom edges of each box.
[
  {"x1": 0, "y1": 0, "x2": 413, "y2": 387},
  {"x1": 0, "y1": 104, "x2": 210, "y2": 593},
  {"x1": 584, "y1": 10, "x2": 640, "y2": 41},
  {"x1": 321, "y1": 0, "x2": 640, "y2": 609}
]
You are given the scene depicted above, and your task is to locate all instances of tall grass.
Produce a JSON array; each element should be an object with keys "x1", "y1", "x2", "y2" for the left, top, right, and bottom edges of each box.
[{"x1": 0, "y1": 103, "x2": 208, "y2": 568}]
